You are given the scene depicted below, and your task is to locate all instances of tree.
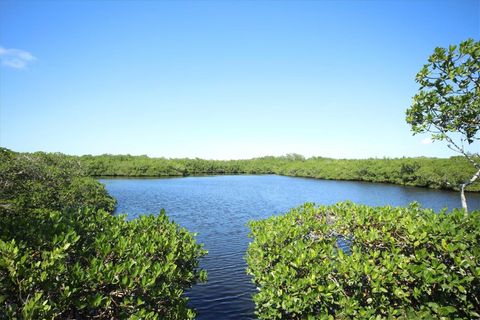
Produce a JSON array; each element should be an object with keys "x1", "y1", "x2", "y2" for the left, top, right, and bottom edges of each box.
[{"x1": 406, "y1": 38, "x2": 480, "y2": 212}]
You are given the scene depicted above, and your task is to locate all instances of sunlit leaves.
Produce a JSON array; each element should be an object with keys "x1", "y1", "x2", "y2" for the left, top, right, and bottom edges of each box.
[
  {"x1": 406, "y1": 38, "x2": 479, "y2": 145},
  {"x1": 0, "y1": 207, "x2": 207, "y2": 319},
  {"x1": 0, "y1": 147, "x2": 116, "y2": 213},
  {"x1": 247, "y1": 202, "x2": 480, "y2": 319},
  {"x1": 0, "y1": 151, "x2": 207, "y2": 319}
]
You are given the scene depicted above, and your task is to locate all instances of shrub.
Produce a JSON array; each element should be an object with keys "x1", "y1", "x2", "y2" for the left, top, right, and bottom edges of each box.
[
  {"x1": 0, "y1": 148, "x2": 207, "y2": 319},
  {"x1": 0, "y1": 148, "x2": 116, "y2": 212},
  {"x1": 0, "y1": 208, "x2": 207, "y2": 319},
  {"x1": 246, "y1": 202, "x2": 480, "y2": 319}
]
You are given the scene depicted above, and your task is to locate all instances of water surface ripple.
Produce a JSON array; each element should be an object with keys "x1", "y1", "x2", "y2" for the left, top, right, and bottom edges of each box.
[{"x1": 100, "y1": 175, "x2": 480, "y2": 319}]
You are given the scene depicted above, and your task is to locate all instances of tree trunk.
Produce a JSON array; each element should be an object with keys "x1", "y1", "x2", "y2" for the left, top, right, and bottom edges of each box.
[
  {"x1": 460, "y1": 184, "x2": 468, "y2": 213},
  {"x1": 460, "y1": 167, "x2": 480, "y2": 214}
]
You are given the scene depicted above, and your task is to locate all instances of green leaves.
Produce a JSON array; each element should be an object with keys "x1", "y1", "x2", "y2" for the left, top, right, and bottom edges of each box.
[
  {"x1": 0, "y1": 148, "x2": 116, "y2": 213},
  {"x1": 247, "y1": 202, "x2": 480, "y2": 319},
  {"x1": 406, "y1": 39, "x2": 480, "y2": 209},
  {"x1": 406, "y1": 38, "x2": 479, "y2": 148},
  {"x1": 0, "y1": 151, "x2": 207, "y2": 319},
  {"x1": 0, "y1": 208, "x2": 207, "y2": 319}
]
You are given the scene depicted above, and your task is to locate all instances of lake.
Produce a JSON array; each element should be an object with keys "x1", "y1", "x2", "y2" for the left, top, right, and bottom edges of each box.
[{"x1": 100, "y1": 175, "x2": 480, "y2": 319}]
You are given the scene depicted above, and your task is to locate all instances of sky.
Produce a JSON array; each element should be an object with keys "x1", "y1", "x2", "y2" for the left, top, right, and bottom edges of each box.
[{"x1": 0, "y1": 0, "x2": 478, "y2": 160}]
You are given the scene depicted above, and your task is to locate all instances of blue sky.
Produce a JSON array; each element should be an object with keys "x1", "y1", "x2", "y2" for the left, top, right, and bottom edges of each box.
[{"x1": 0, "y1": 0, "x2": 478, "y2": 159}]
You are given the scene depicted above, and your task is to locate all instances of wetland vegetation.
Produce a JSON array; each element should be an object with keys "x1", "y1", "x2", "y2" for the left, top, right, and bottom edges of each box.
[{"x1": 1, "y1": 38, "x2": 479, "y2": 319}]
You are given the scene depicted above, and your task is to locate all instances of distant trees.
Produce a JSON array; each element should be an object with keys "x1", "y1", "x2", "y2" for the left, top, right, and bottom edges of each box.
[
  {"x1": 74, "y1": 153, "x2": 479, "y2": 193},
  {"x1": 283, "y1": 153, "x2": 306, "y2": 161},
  {"x1": 406, "y1": 39, "x2": 480, "y2": 212},
  {"x1": 3, "y1": 148, "x2": 479, "y2": 194}
]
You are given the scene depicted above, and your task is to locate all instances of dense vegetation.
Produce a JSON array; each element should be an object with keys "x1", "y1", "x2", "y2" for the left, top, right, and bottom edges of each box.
[
  {"x1": 246, "y1": 202, "x2": 480, "y2": 319},
  {"x1": 79, "y1": 153, "x2": 480, "y2": 192},
  {"x1": 3, "y1": 149, "x2": 478, "y2": 192},
  {"x1": 0, "y1": 149, "x2": 116, "y2": 213},
  {"x1": 2, "y1": 147, "x2": 479, "y2": 318},
  {"x1": 0, "y1": 148, "x2": 207, "y2": 319}
]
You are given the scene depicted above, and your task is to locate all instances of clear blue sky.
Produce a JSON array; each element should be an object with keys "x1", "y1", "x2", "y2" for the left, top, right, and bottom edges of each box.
[{"x1": 0, "y1": 0, "x2": 478, "y2": 159}]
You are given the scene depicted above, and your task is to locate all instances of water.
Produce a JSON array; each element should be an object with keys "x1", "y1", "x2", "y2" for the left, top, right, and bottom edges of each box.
[{"x1": 100, "y1": 175, "x2": 480, "y2": 319}]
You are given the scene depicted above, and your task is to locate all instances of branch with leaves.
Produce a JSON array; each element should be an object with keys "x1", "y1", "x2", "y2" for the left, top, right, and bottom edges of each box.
[{"x1": 406, "y1": 38, "x2": 480, "y2": 212}]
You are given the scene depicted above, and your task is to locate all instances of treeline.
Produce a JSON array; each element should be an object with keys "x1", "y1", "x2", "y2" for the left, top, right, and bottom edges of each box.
[
  {"x1": 0, "y1": 148, "x2": 206, "y2": 319},
  {"x1": 77, "y1": 152, "x2": 480, "y2": 191},
  {"x1": 2, "y1": 148, "x2": 478, "y2": 192}
]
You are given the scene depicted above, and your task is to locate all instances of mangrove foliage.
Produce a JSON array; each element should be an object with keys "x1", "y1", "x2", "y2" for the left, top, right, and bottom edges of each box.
[
  {"x1": 80, "y1": 153, "x2": 478, "y2": 192},
  {"x1": 0, "y1": 148, "x2": 207, "y2": 319},
  {"x1": 246, "y1": 202, "x2": 480, "y2": 319}
]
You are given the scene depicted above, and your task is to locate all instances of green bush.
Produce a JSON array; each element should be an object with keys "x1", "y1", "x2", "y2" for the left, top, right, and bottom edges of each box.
[
  {"x1": 0, "y1": 148, "x2": 116, "y2": 212},
  {"x1": 0, "y1": 148, "x2": 207, "y2": 319},
  {"x1": 246, "y1": 202, "x2": 480, "y2": 319},
  {"x1": 0, "y1": 208, "x2": 207, "y2": 319}
]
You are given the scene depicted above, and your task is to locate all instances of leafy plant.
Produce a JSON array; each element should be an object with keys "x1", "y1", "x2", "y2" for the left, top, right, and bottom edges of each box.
[
  {"x1": 0, "y1": 147, "x2": 207, "y2": 319},
  {"x1": 0, "y1": 148, "x2": 116, "y2": 212},
  {"x1": 246, "y1": 202, "x2": 480, "y2": 319},
  {"x1": 406, "y1": 38, "x2": 480, "y2": 211},
  {"x1": 0, "y1": 208, "x2": 207, "y2": 319}
]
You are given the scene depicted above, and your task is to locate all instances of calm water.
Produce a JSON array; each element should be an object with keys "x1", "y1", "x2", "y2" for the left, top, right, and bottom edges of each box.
[{"x1": 100, "y1": 175, "x2": 480, "y2": 319}]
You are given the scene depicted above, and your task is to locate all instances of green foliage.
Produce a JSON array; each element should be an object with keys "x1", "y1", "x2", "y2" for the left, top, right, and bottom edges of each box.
[
  {"x1": 406, "y1": 39, "x2": 480, "y2": 210},
  {"x1": 406, "y1": 38, "x2": 479, "y2": 144},
  {"x1": 0, "y1": 148, "x2": 116, "y2": 212},
  {"x1": 0, "y1": 208, "x2": 207, "y2": 319},
  {"x1": 0, "y1": 147, "x2": 207, "y2": 319},
  {"x1": 76, "y1": 153, "x2": 480, "y2": 192},
  {"x1": 246, "y1": 202, "x2": 480, "y2": 319},
  {"x1": 275, "y1": 156, "x2": 480, "y2": 191},
  {"x1": 5, "y1": 148, "x2": 479, "y2": 193}
]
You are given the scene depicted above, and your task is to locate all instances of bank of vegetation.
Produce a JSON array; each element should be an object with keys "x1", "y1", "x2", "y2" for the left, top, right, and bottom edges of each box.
[
  {"x1": 0, "y1": 148, "x2": 207, "y2": 319},
  {"x1": 79, "y1": 153, "x2": 480, "y2": 192},
  {"x1": 2, "y1": 149, "x2": 477, "y2": 193},
  {"x1": 246, "y1": 202, "x2": 480, "y2": 319}
]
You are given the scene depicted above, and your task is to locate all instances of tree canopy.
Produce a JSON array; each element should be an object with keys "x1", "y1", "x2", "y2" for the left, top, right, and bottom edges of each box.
[
  {"x1": 406, "y1": 38, "x2": 480, "y2": 211},
  {"x1": 406, "y1": 38, "x2": 479, "y2": 145}
]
